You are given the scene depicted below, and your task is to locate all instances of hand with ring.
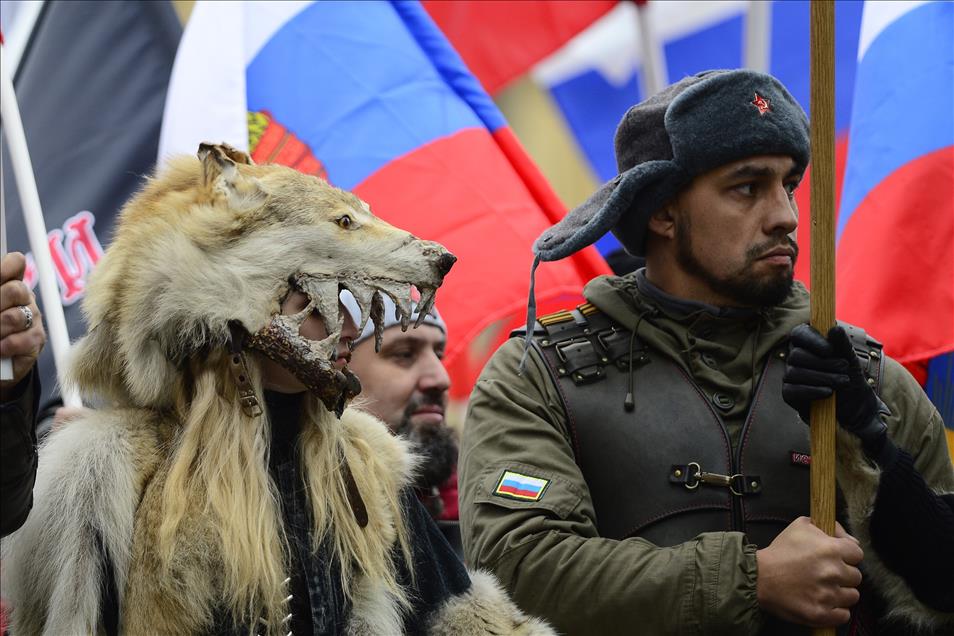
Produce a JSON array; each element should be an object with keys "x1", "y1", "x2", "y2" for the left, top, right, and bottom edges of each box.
[{"x1": 1, "y1": 252, "x2": 47, "y2": 401}]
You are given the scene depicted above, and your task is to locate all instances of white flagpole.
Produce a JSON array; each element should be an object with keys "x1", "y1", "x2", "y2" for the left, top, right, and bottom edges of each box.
[
  {"x1": 634, "y1": 0, "x2": 667, "y2": 97},
  {"x1": 1, "y1": 132, "x2": 11, "y2": 380},
  {"x1": 745, "y1": 0, "x2": 772, "y2": 73},
  {"x1": 0, "y1": 41, "x2": 81, "y2": 407}
]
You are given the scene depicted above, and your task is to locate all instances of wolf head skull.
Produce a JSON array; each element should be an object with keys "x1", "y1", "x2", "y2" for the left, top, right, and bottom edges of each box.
[{"x1": 70, "y1": 143, "x2": 455, "y2": 414}]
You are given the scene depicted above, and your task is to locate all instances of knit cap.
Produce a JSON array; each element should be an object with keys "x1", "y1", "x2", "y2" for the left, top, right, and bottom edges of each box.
[{"x1": 341, "y1": 290, "x2": 446, "y2": 345}]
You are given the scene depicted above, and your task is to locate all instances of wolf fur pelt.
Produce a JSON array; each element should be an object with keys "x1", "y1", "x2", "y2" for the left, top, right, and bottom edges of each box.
[
  {"x1": 836, "y1": 429, "x2": 954, "y2": 632},
  {"x1": 1, "y1": 145, "x2": 553, "y2": 636}
]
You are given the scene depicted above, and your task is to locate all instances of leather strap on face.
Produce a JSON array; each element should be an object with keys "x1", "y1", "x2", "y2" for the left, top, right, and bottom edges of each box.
[{"x1": 227, "y1": 321, "x2": 263, "y2": 417}]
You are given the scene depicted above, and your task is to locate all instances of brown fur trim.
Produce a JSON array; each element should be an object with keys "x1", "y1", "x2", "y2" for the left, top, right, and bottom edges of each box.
[
  {"x1": 836, "y1": 430, "x2": 954, "y2": 631},
  {"x1": 339, "y1": 406, "x2": 417, "y2": 495},
  {"x1": 1, "y1": 404, "x2": 422, "y2": 635},
  {"x1": 122, "y1": 457, "x2": 224, "y2": 634},
  {"x1": 426, "y1": 570, "x2": 557, "y2": 636},
  {"x1": 344, "y1": 577, "x2": 405, "y2": 636}
]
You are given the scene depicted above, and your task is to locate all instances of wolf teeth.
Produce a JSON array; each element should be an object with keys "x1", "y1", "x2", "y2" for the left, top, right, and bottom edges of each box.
[
  {"x1": 312, "y1": 279, "x2": 342, "y2": 338},
  {"x1": 414, "y1": 286, "x2": 436, "y2": 328},
  {"x1": 289, "y1": 274, "x2": 344, "y2": 361},
  {"x1": 376, "y1": 280, "x2": 413, "y2": 333},
  {"x1": 370, "y1": 291, "x2": 386, "y2": 352},
  {"x1": 296, "y1": 276, "x2": 436, "y2": 355},
  {"x1": 399, "y1": 304, "x2": 411, "y2": 332},
  {"x1": 343, "y1": 281, "x2": 375, "y2": 332},
  {"x1": 397, "y1": 293, "x2": 412, "y2": 329}
]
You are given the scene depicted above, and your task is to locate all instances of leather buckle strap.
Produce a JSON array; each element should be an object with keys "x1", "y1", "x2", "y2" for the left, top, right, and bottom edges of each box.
[
  {"x1": 670, "y1": 463, "x2": 762, "y2": 496},
  {"x1": 227, "y1": 321, "x2": 263, "y2": 417},
  {"x1": 553, "y1": 338, "x2": 607, "y2": 384}
]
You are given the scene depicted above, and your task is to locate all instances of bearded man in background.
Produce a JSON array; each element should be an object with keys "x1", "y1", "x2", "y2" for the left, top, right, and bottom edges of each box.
[{"x1": 345, "y1": 294, "x2": 463, "y2": 555}]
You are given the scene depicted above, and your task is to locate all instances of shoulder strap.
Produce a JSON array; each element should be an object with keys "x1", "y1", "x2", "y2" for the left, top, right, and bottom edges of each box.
[
  {"x1": 511, "y1": 303, "x2": 643, "y2": 386},
  {"x1": 511, "y1": 304, "x2": 648, "y2": 461}
]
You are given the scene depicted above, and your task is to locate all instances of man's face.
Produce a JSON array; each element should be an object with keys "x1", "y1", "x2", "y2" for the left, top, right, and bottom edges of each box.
[
  {"x1": 348, "y1": 324, "x2": 455, "y2": 488},
  {"x1": 666, "y1": 154, "x2": 801, "y2": 307}
]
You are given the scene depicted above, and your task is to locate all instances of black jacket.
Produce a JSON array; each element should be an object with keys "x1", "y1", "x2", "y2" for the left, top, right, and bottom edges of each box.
[
  {"x1": 1, "y1": 367, "x2": 40, "y2": 537},
  {"x1": 870, "y1": 446, "x2": 954, "y2": 613}
]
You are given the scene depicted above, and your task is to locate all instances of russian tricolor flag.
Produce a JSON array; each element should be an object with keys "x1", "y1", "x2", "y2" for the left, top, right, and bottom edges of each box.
[
  {"x1": 495, "y1": 470, "x2": 549, "y2": 501},
  {"x1": 501, "y1": 0, "x2": 865, "y2": 258},
  {"x1": 836, "y1": 1, "x2": 953, "y2": 446},
  {"x1": 428, "y1": 1, "x2": 953, "y2": 446},
  {"x1": 159, "y1": 0, "x2": 609, "y2": 398}
]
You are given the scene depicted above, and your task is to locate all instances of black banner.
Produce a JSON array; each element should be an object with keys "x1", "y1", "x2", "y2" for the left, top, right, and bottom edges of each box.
[{"x1": 2, "y1": 0, "x2": 182, "y2": 412}]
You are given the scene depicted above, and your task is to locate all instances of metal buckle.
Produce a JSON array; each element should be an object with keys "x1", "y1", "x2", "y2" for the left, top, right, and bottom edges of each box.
[
  {"x1": 684, "y1": 462, "x2": 748, "y2": 496},
  {"x1": 228, "y1": 350, "x2": 262, "y2": 417}
]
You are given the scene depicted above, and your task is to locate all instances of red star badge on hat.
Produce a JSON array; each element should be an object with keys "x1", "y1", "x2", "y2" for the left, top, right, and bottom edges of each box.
[{"x1": 752, "y1": 93, "x2": 771, "y2": 115}]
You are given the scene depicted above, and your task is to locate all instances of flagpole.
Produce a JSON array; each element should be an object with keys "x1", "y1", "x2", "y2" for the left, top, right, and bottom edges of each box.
[
  {"x1": 633, "y1": 0, "x2": 667, "y2": 96},
  {"x1": 745, "y1": 0, "x2": 772, "y2": 72},
  {"x1": 0, "y1": 42, "x2": 81, "y2": 407},
  {"x1": 809, "y1": 4, "x2": 836, "y2": 636},
  {"x1": 1, "y1": 132, "x2": 11, "y2": 380}
]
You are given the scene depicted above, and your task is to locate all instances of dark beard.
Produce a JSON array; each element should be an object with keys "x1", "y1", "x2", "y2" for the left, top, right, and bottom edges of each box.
[
  {"x1": 395, "y1": 395, "x2": 458, "y2": 490},
  {"x1": 675, "y1": 215, "x2": 798, "y2": 307}
]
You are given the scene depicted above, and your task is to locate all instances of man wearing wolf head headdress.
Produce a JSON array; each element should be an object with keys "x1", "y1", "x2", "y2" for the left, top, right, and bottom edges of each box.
[{"x1": 0, "y1": 143, "x2": 554, "y2": 636}]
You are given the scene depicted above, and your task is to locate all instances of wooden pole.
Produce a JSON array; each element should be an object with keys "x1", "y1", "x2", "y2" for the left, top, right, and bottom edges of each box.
[{"x1": 810, "y1": 3, "x2": 836, "y2": 635}]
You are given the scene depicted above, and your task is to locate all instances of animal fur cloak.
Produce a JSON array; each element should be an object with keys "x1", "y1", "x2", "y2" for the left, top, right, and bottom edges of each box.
[{"x1": 1, "y1": 144, "x2": 554, "y2": 636}]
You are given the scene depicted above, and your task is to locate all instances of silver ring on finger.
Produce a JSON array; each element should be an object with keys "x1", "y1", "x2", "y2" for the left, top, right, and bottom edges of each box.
[{"x1": 18, "y1": 305, "x2": 34, "y2": 330}]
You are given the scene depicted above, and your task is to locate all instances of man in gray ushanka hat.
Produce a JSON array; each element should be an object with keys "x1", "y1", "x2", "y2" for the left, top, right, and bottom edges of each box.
[
  {"x1": 459, "y1": 69, "x2": 954, "y2": 635},
  {"x1": 533, "y1": 69, "x2": 808, "y2": 263}
]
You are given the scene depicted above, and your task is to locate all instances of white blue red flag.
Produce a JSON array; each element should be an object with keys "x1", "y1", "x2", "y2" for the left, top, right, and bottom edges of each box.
[
  {"x1": 837, "y1": 1, "x2": 953, "y2": 450},
  {"x1": 514, "y1": 0, "x2": 865, "y2": 259},
  {"x1": 159, "y1": 0, "x2": 609, "y2": 398},
  {"x1": 422, "y1": 0, "x2": 616, "y2": 95},
  {"x1": 428, "y1": 0, "x2": 953, "y2": 449}
]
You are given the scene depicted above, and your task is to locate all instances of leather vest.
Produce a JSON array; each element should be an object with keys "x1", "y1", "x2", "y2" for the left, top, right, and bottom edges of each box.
[{"x1": 519, "y1": 304, "x2": 885, "y2": 551}]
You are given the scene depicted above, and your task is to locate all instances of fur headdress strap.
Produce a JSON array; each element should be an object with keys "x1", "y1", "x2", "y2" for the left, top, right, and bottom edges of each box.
[
  {"x1": 340, "y1": 448, "x2": 370, "y2": 529},
  {"x1": 227, "y1": 321, "x2": 263, "y2": 417}
]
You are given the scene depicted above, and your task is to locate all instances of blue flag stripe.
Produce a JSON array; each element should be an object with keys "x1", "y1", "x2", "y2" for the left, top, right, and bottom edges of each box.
[{"x1": 246, "y1": 1, "x2": 485, "y2": 190}]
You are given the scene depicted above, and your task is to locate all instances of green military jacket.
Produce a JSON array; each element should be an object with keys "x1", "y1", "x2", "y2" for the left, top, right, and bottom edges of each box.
[{"x1": 459, "y1": 273, "x2": 954, "y2": 635}]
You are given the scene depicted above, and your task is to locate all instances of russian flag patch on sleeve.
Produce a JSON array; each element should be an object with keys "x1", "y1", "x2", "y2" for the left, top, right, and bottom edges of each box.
[{"x1": 494, "y1": 470, "x2": 550, "y2": 502}]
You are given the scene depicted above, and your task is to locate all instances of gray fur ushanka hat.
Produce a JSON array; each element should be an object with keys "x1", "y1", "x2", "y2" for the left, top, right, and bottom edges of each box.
[
  {"x1": 519, "y1": 70, "x2": 809, "y2": 368},
  {"x1": 534, "y1": 69, "x2": 810, "y2": 261}
]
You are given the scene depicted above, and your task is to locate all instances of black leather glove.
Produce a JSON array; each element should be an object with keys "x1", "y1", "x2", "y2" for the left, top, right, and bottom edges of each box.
[{"x1": 783, "y1": 324, "x2": 896, "y2": 466}]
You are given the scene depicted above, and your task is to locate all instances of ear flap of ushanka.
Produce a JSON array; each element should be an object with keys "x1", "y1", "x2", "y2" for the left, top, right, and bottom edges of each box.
[{"x1": 533, "y1": 160, "x2": 686, "y2": 262}]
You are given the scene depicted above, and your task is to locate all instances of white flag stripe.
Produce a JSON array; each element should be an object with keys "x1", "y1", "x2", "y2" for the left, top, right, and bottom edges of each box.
[
  {"x1": 857, "y1": 0, "x2": 931, "y2": 61},
  {"x1": 158, "y1": 1, "x2": 249, "y2": 161},
  {"x1": 532, "y1": 1, "x2": 747, "y2": 88},
  {"x1": 503, "y1": 473, "x2": 548, "y2": 490},
  {"x1": 243, "y1": 1, "x2": 312, "y2": 65}
]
